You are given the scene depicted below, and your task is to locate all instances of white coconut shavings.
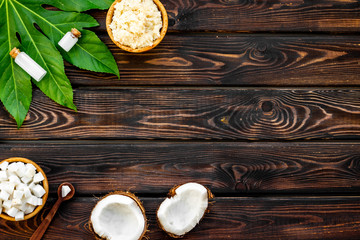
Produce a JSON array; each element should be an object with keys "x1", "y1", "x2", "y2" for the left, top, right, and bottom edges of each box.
[{"x1": 110, "y1": 0, "x2": 162, "y2": 49}]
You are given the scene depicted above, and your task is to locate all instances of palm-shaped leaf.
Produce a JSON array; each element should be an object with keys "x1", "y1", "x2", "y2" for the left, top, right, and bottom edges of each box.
[{"x1": 0, "y1": 0, "x2": 118, "y2": 127}]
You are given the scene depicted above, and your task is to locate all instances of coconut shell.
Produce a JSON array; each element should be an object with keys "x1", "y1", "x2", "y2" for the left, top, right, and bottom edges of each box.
[
  {"x1": 157, "y1": 183, "x2": 214, "y2": 238},
  {"x1": 89, "y1": 191, "x2": 148, "y2": 240}
]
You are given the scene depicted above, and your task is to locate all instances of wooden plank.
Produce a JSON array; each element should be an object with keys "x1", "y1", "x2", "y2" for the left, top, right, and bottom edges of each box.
[
  {"x1": 67, "y1": 34, "x2": 360, "y2": 87},
  {"x1": 89, "y1": 0, "x2": 360, "y2": 32},
  {"x1": 1, "y1": 89, "x2": 360, "y2": 140},
  {"x1": 1, "y1": 196, "x2": 359, "y2": 239},
  {"x1": 0, "y1": 142, "x2": 359, "y2": 195}
]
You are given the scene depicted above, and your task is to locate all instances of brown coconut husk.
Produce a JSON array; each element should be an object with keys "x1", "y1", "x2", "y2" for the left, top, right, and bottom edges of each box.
[
  {"x1": 89, "y1": 191, "x2": 148, "y2": 240},
  {"x1": 157, "y1": 183, "x2": 214, "y2": 238}
]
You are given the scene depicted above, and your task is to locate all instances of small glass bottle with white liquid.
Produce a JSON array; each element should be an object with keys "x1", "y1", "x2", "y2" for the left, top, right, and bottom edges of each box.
[
  {"x1": 58, "y1": 28, "x2": 81, "y2": 52},
  {"x1": 9, "y1": 48, "x2": 47, "y2": 82}
]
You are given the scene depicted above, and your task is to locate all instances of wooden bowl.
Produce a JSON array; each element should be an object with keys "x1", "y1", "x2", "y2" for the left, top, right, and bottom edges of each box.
[
  {"x1": 106, "y1": 0, "x2": 168, "y2": 53},
  {"x1": 0, "y1": 157, "x2": 49, "y2": 221}
]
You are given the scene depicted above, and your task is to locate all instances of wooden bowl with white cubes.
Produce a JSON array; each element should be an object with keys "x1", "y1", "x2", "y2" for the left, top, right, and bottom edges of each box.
[{"x1": 0, "y1": 157, "x2": 48, "y2": 221}]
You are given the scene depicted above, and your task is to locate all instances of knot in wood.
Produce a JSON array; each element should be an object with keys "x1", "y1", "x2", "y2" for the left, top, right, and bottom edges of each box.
[
  {"x1": 256, "y1": 42, "x2": 267, "y2": 53},
  {"x1": 168, "y1": 17, "x2": 176, "y2": 27},
  {"x1": 235, "y1": 182, "x2": 247, "y2": 191},
  {"x1": 261, "y1": 101, "x2": 274, "y2": 112}
]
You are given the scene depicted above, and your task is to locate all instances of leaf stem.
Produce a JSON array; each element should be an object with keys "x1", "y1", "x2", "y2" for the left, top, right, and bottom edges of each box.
[{"x1": 6, "y1": 0, "x2": 21, "y2": 125}]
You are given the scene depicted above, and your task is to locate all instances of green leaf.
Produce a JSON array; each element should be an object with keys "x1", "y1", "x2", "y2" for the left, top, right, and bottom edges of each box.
[
  {"x1": 11, "y1": 0, "x2": 76, "y2": 110},
  {"x1": 0, "y1": 0, "x2": 32, "y2": 128},
  {"x1": 62, "y1": 30, "x2": 120, "y2": 77},
  {"x1": 18, "y1": 0, "x2": 119, "y2": 77},
  {"x1": 47, "y1": 0, "x2": 113, "y2": 12},
  {"x1": 32, "y1": 6, "x2": 119, "y2": 77},
  {"x1": 0, "y1": 0, "x2": 119, "y2": 127}
]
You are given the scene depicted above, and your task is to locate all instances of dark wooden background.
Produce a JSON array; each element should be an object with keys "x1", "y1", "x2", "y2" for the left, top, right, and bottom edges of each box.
[{"x1": 1, "y1": 0, "x2": 360, "y2": 239}]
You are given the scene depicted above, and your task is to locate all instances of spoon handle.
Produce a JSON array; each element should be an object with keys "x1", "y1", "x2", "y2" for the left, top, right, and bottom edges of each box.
[{"x1": 30, "y1": 198, "x2": 63, "y2": 240}]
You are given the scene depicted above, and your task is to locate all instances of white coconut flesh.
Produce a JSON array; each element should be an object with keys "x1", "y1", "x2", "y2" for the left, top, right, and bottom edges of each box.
[
  {"x1": 91, "y1": 194, "x2": 145, "y2": 240},
  {"x1": 157, "y1": 183, "x2": 209, "y2": 236},
  {"x1": 61, "y1": 185, "x2": 71, "y2": 198}
]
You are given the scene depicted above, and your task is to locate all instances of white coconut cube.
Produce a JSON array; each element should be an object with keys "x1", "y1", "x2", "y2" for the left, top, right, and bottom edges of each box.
[
  {"x1": 33, "y1": 172, "x2": 44, "y2": 183},
  {"x1": 25, "y1": 204, "x2": 35, "y2": 214},
  {"x1": 26, "y1": 195, "x2": 42, "y2": 206},
  {"x1": 18, "y1": 202, "x2": 28, "y2": 212},
  {"x1": 3, "y1": 200, "x2": 12, "y2": 209},
  {"x1": 16, "y1": 183, "x2": 27, "y2": 191},
  {"x1": 32, "y1": 184, "x2": 46, "y2": 198},
  {"x1": 16, "y1": 162, "x2": 25, "y2": 169},
  {"x1": 36, "y1": 197, "x2": 43, "y2": 206},
  {"x1": 16, "y1": 169, "x2": 26, "y2": 178},
  {"x1": 13, "y1": 190, "x2": 24, "y2": 200},
  {"x1": 29, "y1": 183, "x2": 36, "y2": 192},
  {"x1": 0, "y1": 161, "x2": 9, "y2": 171},
  {"x1": 9, "y1": 175, "x2": 21, "y2": 185},
  {"x1": 16, "y1": 162, "x2": 26, "y2": 177},
  {"x1": 28, "y1": 182, "x2": 35, "y2": 190},
  {"x1": 11, "y1": 198, "x2": 22, "y2": 207},
  {"x1": 0, "y1": 191, "x2": 10, "y2": 201},
  {"x1": 61, "y1": 185, "x2": 71, "y2": 198},
  {"x1": 24, "y1": 167, "x2": 36, "y2": 179},
  {"x1": 21, "y1": 176, "x2": 32, "y2": 184},
  {"x1": 7, "y1": 163, "x2": 18, "y2": 173},
  {"x1": 15, "y1": 211, "x2": 24, "y2": 221},
  {"x1": 23, "y1": 187, "x2": 32, "y2": 198},
  {"x1": 0, "y1": 190, "x2": 10, "y2": 201},
  {"x1": 26, "y1": 195, "x2": 38, "y2": 206},
  {"x1": 26, "y1": 163, "x2": 36, "y2": 171},
  {"x1": 0, "y1": 171, "x2": 7, "y2": 181},
  {"x1": 2, "y1": 182, "x2": 15, "y2": 194},
  {"x1": 6, "y1": 207, "x2": 19, "y2": 217}
]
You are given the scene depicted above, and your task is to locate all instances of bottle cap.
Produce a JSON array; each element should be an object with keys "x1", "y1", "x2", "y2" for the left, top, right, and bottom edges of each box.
[
  {"x1": 9, "y1": 47, "x2": 20, "y2": 59},
  {"x1": 71, "y1": 28, "x2": 81, "y2": 38}
]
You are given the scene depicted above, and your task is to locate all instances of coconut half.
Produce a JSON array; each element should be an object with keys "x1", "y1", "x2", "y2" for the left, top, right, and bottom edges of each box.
[
  {"x1": 90, "y1": 192, "x2": 147, "y2": 240},
  {"x1": 157, "y1": 183, "x2": 213, "y2": 238}
]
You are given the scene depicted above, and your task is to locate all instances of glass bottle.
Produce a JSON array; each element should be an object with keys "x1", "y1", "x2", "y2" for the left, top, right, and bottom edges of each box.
[
  {"x1": 9, "y1": 48, "x2": 47, "y2": 82},
  {"x1": 58, "y1": 28, "x2": 81, "y2": 52}
]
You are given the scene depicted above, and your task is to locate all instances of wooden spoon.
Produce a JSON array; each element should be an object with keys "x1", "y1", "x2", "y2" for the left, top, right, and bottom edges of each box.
[{"x1": 30, "y1": 183, "x2": 75, "y2": 240}]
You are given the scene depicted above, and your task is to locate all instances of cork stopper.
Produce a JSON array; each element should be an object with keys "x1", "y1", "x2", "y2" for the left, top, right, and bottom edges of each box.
[
  {"x1": 71, "y1": 28, "x2": 81, "y2": 38},
  {"x1": 9, "y1": 47, "x2": 20, "y2": 59}
]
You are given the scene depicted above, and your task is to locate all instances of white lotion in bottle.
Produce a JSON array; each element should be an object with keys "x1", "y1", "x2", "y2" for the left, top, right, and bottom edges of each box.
[
  {"x1": 10, "y1": 48, "x2": 47, "y2": 82},
  {"x1": 58, "y1": 28, "x2": 81, "y2": 52}
]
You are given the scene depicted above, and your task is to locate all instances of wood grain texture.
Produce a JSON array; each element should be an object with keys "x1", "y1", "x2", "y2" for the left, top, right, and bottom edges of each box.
[
  {"x1": 1, "y1": 89, "x2": 360, "y2": 140},
  {"x1": 0, "y1": 142, "x2": 360, "y2": 195},
  {"x1": 1, "y1": 197, "x2": 360, "y2": 239},
  {"x1": 2, "y1": 3, "x2": 358, "y2": 240},
  {"x1": 66, "y1": 34, "x2": 360, "y2": 87},
  {"x1": 89, "y1": 0, "x2": 360, "y2": 32}
]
